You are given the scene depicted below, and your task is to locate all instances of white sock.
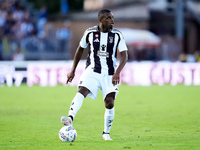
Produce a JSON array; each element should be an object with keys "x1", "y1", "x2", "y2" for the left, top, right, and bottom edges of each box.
[
  {"x1": 104, "y1": 107, "x2": 115, "y2": 133},
  {"x1": 68, "y1": 92, "x2": 84, "y2": 119}
]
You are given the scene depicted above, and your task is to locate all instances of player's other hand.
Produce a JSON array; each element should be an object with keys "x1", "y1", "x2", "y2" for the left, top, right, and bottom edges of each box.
[
  {"x1": 66, "y1": 72, "x2": 75, "y2": 84},
  {"x1": 112, "y1": 73, "x2": 120, "y2": 86}
]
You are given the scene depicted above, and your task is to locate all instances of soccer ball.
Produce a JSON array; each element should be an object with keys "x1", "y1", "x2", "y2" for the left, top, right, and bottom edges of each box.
[{"x1": 59, "y1": 126, "x2": 77, "y2": 142}]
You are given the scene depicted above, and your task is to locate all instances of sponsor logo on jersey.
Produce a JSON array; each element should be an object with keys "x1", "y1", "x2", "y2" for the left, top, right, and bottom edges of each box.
[
  {"x1": 97, "y1": 44, "x2": 109, "y2": 57},
  {"x1": 97, "y1": 50, "x2": 109, "y2": 58}
]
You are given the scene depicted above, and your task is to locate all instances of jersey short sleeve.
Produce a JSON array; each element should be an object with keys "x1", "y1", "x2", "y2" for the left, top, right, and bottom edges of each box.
[
  {"x1": 80, "y1": 30, "x2": 89, "y2": 48},
  {"x1": 117, "y1": 32, "x2": 128, "y2": 52}
]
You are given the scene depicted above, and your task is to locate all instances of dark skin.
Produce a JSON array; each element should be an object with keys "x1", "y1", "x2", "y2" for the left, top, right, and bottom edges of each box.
[{"x1": 66, "y1": 12, "x2": 128, "y2": 109}]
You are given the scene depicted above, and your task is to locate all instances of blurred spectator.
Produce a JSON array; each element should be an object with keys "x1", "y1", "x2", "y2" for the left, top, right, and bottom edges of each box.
[
  {"x1": 12, "y1": 20, "x2": 22, "y2": 38},
  {"x1": 37, "y1": 5, "x2": 48, "y2": 38},
  {"x1": 179, "y1": 52, "x2": 199, "y2": 62},
  {"x1": 194, "y1": 51, "x2": 200, "y2": 62},
  {"x1": 20, "y1": 19, "x2": 34, "y2": 37},
  {"x1": 24, "y1": 8, "x2": 31, "y2": 20},
  {"x1": 179, "y1": 53, "x2": 187, "y2": 62},
  {"x1": 187, "y1": 54, "x2": 196, "y2": 62},
  {"x1": 12, "y1": 2, "x2": 24, "y2": 22},
  {"x1": 56, "y1": 21, "x2": 71, "y2": 53},
  {"x1": 0, "y1": 6, "x2": 7, "y2": 28},
  {"x1": 12, "y1": 18, "x2": 35, "y2": 40},
  {"x1": 12, "y1": 43, "x2": 25, "y2": 61},
  {"x1": 2, "y1": 11, "x2": 14, "y2": 38},
  {"x1": 41, "y1": 22, "x2": 57, "y2": 53}
]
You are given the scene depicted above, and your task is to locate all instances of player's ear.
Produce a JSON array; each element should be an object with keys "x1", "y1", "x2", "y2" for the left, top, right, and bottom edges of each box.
[
  {"x1": 99, "y1": 18, "x2": 102, "y2": 22},
  {"x1": 99, "y1": 16, "x2": 104, "y2": 22}
]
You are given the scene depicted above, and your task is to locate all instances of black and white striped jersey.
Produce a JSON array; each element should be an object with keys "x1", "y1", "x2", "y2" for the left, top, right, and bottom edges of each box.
[{"x1": 80, "y1": 25, "x2": 128, "y2": 75}]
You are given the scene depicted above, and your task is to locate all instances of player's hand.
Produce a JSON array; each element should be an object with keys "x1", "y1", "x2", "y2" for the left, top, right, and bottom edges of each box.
[
  {"x1": 66, "y1": 71, "x2": 75, "y2": 84},
  {"x1": 112, "y1": 73, "x2": 120, "y2": 86}
]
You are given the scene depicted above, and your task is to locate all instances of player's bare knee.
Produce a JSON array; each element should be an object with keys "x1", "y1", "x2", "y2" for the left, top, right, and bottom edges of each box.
[
  {"x1": 104, "y1": 97, "x2": 114, "y2": 109},
  {"x1": 78, "y1": 86, "x2": 90, "y2": 97}
]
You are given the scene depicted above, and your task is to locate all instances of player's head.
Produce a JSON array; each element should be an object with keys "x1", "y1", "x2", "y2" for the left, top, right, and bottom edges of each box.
[
  {"x1": 98, "y1": 9, "x2": 114, "y2": 29},
  {"x1": 98, "y1": 9, "x2": 112, "y2": 21}
]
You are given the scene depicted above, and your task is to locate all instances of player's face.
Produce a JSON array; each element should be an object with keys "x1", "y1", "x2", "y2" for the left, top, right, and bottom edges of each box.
[{"x1": 101, "y1": 12, "x2": 114, "y2": 29}]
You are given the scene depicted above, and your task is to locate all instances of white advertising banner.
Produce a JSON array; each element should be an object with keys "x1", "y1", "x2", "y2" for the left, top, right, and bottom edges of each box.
[
  {"x1": 26, "y1": 61, "x2": 200, "y2": 87},
  {"x1": 1, "y1": 61, "x2": 200, "y2": 87},
  {"x1": 27, "y1": 61, "x2": 86, "y2": 87},
  {"x1": 0, "y1": 65, "x2": 26, "y2": 87}
]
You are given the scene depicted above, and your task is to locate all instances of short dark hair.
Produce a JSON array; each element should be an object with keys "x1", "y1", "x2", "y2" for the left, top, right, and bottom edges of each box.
[{"x1": 98, "y1": 9, "x2": 111, "y2": 20}]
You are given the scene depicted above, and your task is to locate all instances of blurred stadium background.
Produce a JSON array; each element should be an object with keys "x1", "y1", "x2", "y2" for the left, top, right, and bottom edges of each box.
[{"x1": 0, "y1": 0, "x2": 200, "y2": 87}]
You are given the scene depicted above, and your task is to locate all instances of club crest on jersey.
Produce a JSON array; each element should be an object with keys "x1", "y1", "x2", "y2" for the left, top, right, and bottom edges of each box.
[
  {"x1": 95, "y1": 34, "x2": 99, "y2": 38},
  {"x1": 109, "y1": 37, "x2": 113, "y2": 43}
]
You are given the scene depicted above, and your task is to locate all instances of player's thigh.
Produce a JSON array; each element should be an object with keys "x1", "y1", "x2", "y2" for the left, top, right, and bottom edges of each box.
[
  {"x1": 101, "y1": 75, "x2": 119, "y2": 100},
  {"x1": 78, "y1": 68, "x2": 100, "y2": 98}
]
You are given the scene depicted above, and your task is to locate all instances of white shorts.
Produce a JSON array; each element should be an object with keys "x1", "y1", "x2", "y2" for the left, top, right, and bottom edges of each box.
[{"x1": 78, "y1": 67, "x2": 119, "y2": 100}]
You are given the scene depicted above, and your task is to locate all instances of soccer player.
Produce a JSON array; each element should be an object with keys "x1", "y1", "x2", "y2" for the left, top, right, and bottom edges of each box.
[{"x1": 61, "y1": 9, "x2": 128, "y2": 140}]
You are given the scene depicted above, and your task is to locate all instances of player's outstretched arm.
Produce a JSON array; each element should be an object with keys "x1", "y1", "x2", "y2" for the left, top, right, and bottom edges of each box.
[
  {"x1": 112, "y1": 50, "x2": 128, "y2": 85},
  {"x1": 66, "y1": 45, "x2": 85, "y2": 84}
]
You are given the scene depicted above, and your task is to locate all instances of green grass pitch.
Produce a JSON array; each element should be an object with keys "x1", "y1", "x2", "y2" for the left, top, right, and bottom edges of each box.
[{"x1": 0, "y1": 84, "x2": 200, "y2": 150}]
